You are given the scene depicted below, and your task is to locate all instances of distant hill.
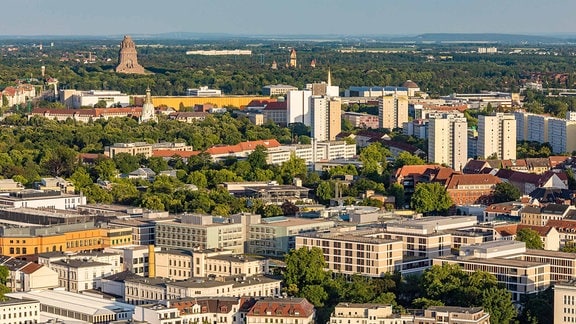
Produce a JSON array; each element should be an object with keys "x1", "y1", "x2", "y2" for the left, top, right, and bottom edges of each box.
[{"x1": 390, "y1": 33, "x2": 565, "y2": 44}]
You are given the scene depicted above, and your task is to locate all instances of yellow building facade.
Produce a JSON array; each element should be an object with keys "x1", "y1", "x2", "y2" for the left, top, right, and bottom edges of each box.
[{"x1": 152, "y1": 96, "x2": 270, "y2": 110}]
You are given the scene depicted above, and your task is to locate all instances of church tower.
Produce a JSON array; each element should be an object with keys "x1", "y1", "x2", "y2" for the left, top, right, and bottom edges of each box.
[
  {"x1": 289, "y1": 48, "x2": 297, "y2": 68},
  {"x1": 140, "y1": 87, "x2": 157, "y2": 123},
  {"x1": 116, "y1": 35, "x2": 145, "y2": 74}
]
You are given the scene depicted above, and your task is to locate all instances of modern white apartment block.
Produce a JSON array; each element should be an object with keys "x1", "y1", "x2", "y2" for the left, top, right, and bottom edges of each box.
[
  {"x1": 428, "y1": 113, "x2": 468, "y2": 171},
  {"x1": 266, "y1": 141, "x2": 356, "y2": 165},
  {"x1": 378, "y1": 94, "x2": 409, "y2": 130},
  {"x1": 287, "y1": 90, "x2": 312, "y2": 125},
  {"x1": 295, "y1": 229, "x2": 404, "y2": 277},
  {"x1": 477, "y1": 113, "x2": 516, "y2": 159},
  {"x1": 0, "y1": 189, "x2": 86, "y2": 210},
  {"x1": 548, "y1": 118, "x2": 576, "y2": 154},
  {"x1": 155, "y1": 214, "x2": 245, "y2": 254}
]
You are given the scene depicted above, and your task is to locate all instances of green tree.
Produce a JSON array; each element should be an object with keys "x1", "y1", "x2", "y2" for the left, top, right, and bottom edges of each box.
[
  {"x1": 482, "y1": 287, "x2": 517, "y2": 324},
  {"x1": 493, "y1": 182, "x2": 521, "y2": 203},
  {"x1": 410, "y1": 182, "x2": 453, "y2": 215},
  {"x1": 83, "y1": 184, "x2": 113, "y2": 204},
  {"x1": 69, "y1": 167, "x2": 93, "y2": 191},
  {"x1": 359, "y1": 142, "x2": 390, "y2": 177},
  {"x1": 247, "y1": 145, "x2": 268, "y2": 171},
  {"x1": 280, "y1": 153, "x2": 307, "y2": 183},
  {"x1": 518, "y1": 288, "x2": 553, "y2": 324},
  {"x1": 387, "y1": 183, "x2": 405, "y2": 209},
  {"x1": 0, "y1": 266, "x2": 9, "y2": 301},
  {"x1": 141, "y1": 194, "x2": 165, "y2": 211},
  {"x1": 40, "y1": 146, "x2": 78, "y2": 177},
  {"x1": 284, "y1": 247, "x2": 327, "y2": 296},
  {"x1": 316, "y1": 181, "x2": 334, "y2": 204},
  {"x1": 394, "y1": 151, "x2": 426, "y2": 169},
  {"x1": 113, "y1": 153, "x2": 143, "y2": 174},
  {"x1": 516, "y1": 228, "x2": 544, "y2": 249},
  {"x1": 94, "y1": 158, "x2": 117, "y2": 181},
  {"x1": 259, "y1": 204, "x2": 283, "y2": 218},
  {"x1": 111, "y1": 181, "x2": 140, "y2": 204},
  {"x1": 93, "y1": 100, "x2": 108, "y2": 108}
]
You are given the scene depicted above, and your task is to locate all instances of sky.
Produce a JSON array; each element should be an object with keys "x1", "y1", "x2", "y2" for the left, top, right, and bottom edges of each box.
[{"x1": 3, "y1": 0, "x2": 576, "y2": 36}]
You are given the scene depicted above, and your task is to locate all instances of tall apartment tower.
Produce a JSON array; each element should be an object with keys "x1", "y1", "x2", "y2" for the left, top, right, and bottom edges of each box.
[
  {"x1": 428, "y1": 113, "x2": 468, "y2": 171},
  {"x1": 310, "y1": 96, "x2": 341, "y2": 142},
  {"x1": 378, "y1": 94, "x2": 408, "y2": 130},
  {"x1": 287, "y1": 90, "x2": 313, "y2": 126},
  {"x1": 477, "y1": 113, "x2": 516, "y2": 160}
]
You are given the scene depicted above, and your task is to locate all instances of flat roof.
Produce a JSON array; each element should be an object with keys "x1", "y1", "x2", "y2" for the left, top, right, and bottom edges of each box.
[
  {"x1": 7, "y1": 290, "x2": 134, "y2": 315},
  {"x1": 436, "y1": 256, "x2": 547, "y2": 268}
]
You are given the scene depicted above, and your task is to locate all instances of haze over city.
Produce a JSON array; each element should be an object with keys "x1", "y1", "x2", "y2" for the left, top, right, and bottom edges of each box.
[{"x1": 4, "y1": 0, "x2": 576, "y2": 36}]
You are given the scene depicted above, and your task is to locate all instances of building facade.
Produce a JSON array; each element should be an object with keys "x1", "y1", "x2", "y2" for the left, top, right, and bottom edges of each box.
[
  {"x1": 477, "y1": 113, "x2": 516, "y2": 160},
  {"x1": 378, "y1": 95, "x2": 408, "y2": 130},
  {"x1": 428, "y1": 113, "x2": 468, "y2": 171}
]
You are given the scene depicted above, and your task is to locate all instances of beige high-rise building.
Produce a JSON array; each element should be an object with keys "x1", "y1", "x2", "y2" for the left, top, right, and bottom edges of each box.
[
  {"x1": 378, "y1": 94, "x2": 408, "y2": 130},
  {"x1": 311, "y1": 96, "x2": 341, "y2": 141},
  {"x1": 428, "y1": 113, "x2": 468, "y2": 171},
  {"x1": 477, "y1": 113, "x2": 516, "y2": 159}
]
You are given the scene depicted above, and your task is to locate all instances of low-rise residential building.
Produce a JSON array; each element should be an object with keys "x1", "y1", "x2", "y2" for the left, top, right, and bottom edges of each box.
[
  {"x1": 133, "y1": 303, "x2": 183, "y2": 324},
  {"x1": 520, "y1": 204, "x2": 576, "y2": 226},
  {"x1": 413, "y1": 306, "x2": 490, "y2": 324},
  {"x1": 50, "y1": 259, "x2": 117, "y2": 292},
  {"x1": 246, "y1": 297, "x2": 315, "y2": 324},
  {"x1": 342, "y1": 112, "x2": 379, "y2": 129},
  {"x1": 167, "y1": 297, "x2": 245, "y2": 324},
  {"x1": 35, "y1": 177, "x2": 75, "y2": 194},
  {"x1": 493, "y1": 223, "x2": 560, "y2": 250},
  {"x1": 155, "y1": 249, "x2": 193, "y2": 280},
  {"x1": 330, "y1": 303, "x2": 413, "y2": 324},
  {"x1": 0, "y1": 257, "x2": 59, "y2": 292},
  {"x1": 262, "y1": 102, "x2": 288, "y2": 126},
  {"x1": 0, "y1": 298, "x2": 40, "y2": 324},
  {"x1": 125, "y1": 275, "x2": 281, "y2": 305},
  {"x1": 262, "y1": 84, "x2": 298, "y2": 96},
  {"x1": 0, "y1": 189, "x2": 86, "y2": 210},
  {"x1": 445, "y1": 174, "x2": 502, "y2": 205}
]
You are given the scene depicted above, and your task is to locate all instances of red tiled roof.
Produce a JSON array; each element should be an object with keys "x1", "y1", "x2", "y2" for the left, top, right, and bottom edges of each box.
[
  {"x1": 446, "y1": 174, "x2": 501, "y2": 189},
  {"x1": 547, "y1": 219, "x2": 576, "y2": 231},
  {"x1": 247, "y1": 298, "x2": 315, "y2": 318},
  {"x1": 550, "y1": 156, "x2": 570, "y2": 168},
  {"x1": 20, "y1": 262, "x2": 43, "y2": 274},
  {"x1": 263, "y1": 102, "x2": 287, "y2": 110},
  {"x1": 395, "y1": 164, "x2": 444, "y2": 179},
  {"x1": 494, "y1": 224, "x2": 553, "y2": 237},
  {"x1": 207, "y1": 139, "x2": 280, "y2": 155},
  {"x1": 152, "y1": 150, "x2": 201, "y2": 158}
]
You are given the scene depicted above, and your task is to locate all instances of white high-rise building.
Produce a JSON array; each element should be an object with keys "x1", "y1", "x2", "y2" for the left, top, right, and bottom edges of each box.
[
  {"x1": 378, "y1": 94, "x2": 408, "y2": 130},
  {"x1": 548, "y1": 118, "x2": 576, "y2": 154},
  {"x1": 428, "y1": 113, "x2": 468, "y2": 171},
  {"x1": 477, "y1": 113, "x2": 516, "y2": 160},
  {"x1": 286, "y1": 90, "x2": 312, "y2": 125}
]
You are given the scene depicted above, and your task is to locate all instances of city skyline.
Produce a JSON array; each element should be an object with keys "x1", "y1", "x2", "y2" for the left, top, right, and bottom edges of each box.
[{"x1": 3, "y1": 0, "x2": 576, "y2": 37}]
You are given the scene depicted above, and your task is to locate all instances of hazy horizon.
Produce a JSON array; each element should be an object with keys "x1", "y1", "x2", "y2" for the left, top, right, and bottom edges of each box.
[{"x1": 3, "y1": 0, "x2": 576, "y2": 37}]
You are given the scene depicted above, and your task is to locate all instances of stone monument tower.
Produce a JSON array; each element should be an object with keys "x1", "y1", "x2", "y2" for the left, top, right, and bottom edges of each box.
[
  {"x1": 116, "y1": 35, "x2": 145, "y2": 74},
  {"x1": 140, "y1": 87, "x2": 157, "y2": 123},
  {"x1": 289, "y1": 48, "x2": 297, "y2": 68}
]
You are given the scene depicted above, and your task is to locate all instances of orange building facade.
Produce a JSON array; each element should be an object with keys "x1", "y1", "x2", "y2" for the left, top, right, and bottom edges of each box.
[{"x1": 0, "y1": 224, "x2": 132, "y2": 257}]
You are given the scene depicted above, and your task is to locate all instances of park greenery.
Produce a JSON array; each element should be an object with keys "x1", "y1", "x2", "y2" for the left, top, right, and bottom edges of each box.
[
  {"x1": 284, "y1": 247, "x2": 521, "y2": 324},
  {"x1": 515, "y1": 228, "x2": 545, "y2": 250}
]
